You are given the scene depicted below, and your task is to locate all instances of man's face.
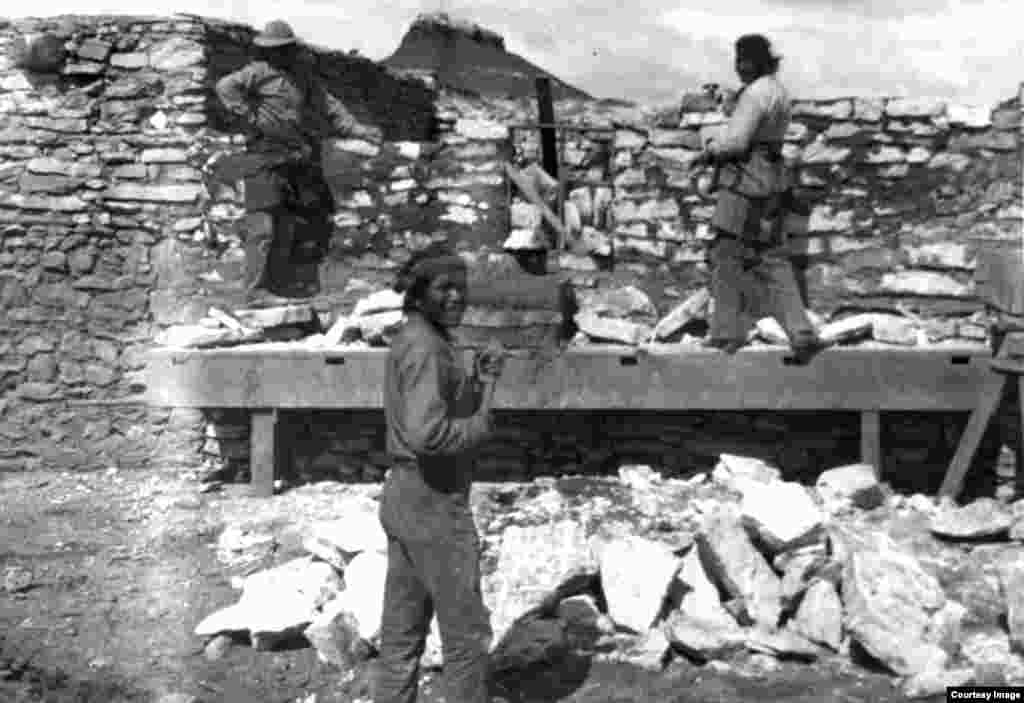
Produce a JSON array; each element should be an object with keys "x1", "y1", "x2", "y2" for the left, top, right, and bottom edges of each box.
[
  {"x1": 735, "y1": 56, "x2": 758, "y2": 85},
  {"x1": 419, "y1": 270, "x2": 468, "y2": 329}
]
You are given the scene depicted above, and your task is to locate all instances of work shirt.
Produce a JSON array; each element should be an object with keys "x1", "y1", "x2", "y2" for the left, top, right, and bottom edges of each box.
[
  {"x1": 708, "y1": 74, "x2": 793, "y2": 239},
  {"x1": 708, "y1": 74, "x2": 791, "y2": 160},
  {"x1": 384, "y1": 311, "x2": 492, "y2": 497},
  {"x1": 215, "y1": 59, "x2": 361, "y2": 152}
]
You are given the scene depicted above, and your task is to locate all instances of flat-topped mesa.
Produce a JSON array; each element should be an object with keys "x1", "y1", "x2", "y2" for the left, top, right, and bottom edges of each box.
[{"x1": 407, "y1": 12, "x2": 505, "y2": 51}]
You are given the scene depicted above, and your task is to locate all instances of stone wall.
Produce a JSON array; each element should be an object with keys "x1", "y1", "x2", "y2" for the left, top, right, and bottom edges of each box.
[{"x1": 0, "y1": 13, "x2": 1021, "y2": 489}]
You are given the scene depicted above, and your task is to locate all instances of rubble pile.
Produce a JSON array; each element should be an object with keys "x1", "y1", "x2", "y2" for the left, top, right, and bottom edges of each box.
[
  {"x1": 193, "y1": 456, "x2": 1024, "y2": 697},
  {"x1": 154, "y1": 282, "x2": 993, "y2": 351}
]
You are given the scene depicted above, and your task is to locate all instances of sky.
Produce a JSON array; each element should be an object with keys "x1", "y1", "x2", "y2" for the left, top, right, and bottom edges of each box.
[{"x1": 6, "y1": 0, "x2": 1022, "y2": 106}]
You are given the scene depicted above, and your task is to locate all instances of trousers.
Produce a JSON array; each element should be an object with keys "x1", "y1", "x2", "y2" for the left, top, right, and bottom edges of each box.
[
  {"x1": 709, "y1": 233, "x2": 815, "y2": 344},
  {"x1": 373, "y1": 466, "x2": 492, "y2": 703}
]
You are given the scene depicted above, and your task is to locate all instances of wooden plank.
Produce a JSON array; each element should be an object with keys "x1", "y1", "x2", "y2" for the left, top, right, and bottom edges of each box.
[
  {"x1": 144, "y1": 345, "x2": 991, "y2": 411},
  {"x1": 505, "y1": 164, "x2": 569, "y2": 245},
  {"x1": 860, "y1": 411, "x2": 882, "y2": 478},
  {"x1": 249, "y1": 409, "x2": 277, "y2": 497}
]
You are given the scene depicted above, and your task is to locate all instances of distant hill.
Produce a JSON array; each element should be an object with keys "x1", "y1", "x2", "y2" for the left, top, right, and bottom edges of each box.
[{"x1": 384, "y1": 12, "x2": 591, "y2": 101}]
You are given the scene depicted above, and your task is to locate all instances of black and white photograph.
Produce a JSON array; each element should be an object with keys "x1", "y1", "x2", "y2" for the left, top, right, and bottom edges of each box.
[{"x1": 0, "y1": 0, "x2": 1021, "y2": 701}]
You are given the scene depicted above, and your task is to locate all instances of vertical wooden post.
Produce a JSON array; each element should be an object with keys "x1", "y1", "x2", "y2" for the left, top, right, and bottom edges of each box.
[
  {"x1": 860, "y1": 410, "x2": 882, "y2": 479},
  {"x1": 535, "y1": 76, "x2": 560, "y2": 258},
  {"x1": 535, "y1": 76, "x2": 559, "y2": 179},
  {"x1": 250, "y1": 408, "x2": 278, "y2": 497}
]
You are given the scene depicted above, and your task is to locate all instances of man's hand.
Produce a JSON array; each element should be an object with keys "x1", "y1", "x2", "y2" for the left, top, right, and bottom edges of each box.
[{"x1": 474, "y1": 340, "x2": 506, "y2": 384}]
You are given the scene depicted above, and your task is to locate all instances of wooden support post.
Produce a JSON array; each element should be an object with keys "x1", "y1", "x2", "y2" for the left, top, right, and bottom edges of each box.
[
  {"x1": 860, "y1": 410, "x2": 882, "y2": 478},
  {"x1": 249, "y1": 408, "x2": 278, "y2": 497},
  {"x1": 535, "y1": 77, "x2": 559, "y2": 179},
  {"x1": 1018, "y1": 376, "x2": 1024, "y2": 499},
  {"x1": 535, "y1": 76, "x2": 560, "y2": 254},
  {"x1": 939, "y1": 370, "x2": 1008, "y2": 499}
]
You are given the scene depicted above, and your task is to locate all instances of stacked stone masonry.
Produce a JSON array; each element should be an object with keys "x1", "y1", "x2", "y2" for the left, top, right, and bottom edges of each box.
[{"x1": 0, "y1": 15, "x2": 1020, "y2": 486}]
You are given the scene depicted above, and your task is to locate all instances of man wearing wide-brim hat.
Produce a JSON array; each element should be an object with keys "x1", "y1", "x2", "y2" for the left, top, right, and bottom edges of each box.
[{"x1": 216, "y1": 20, "x2": 382, "y2": 304}]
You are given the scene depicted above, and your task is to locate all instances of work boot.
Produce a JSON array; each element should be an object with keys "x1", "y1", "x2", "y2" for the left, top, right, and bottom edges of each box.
[{"x1": 702, "y1": 337, "x2": 746, "y2": 355}]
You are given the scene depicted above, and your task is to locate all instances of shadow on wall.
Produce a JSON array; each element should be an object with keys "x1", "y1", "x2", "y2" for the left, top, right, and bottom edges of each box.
[{"x1": 201, "y1": 23, "x2": 440, "y2": 142}]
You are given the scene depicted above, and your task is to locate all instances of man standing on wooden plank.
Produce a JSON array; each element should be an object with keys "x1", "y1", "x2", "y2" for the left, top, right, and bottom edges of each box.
[
  {"x1": 215, "y1": 20, "x2": 382, "y2": 304},
  {"x1": 374, "y1": 244, "x2": 505, "y2": 703},
  {"x1": 695, "y1": 34, "x2": 826, "y2": 363}
]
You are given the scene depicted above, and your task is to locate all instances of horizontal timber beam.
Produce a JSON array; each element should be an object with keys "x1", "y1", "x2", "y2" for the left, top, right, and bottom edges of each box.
[{"x1": 144, "y1": 344, "x2": 991, "y2": 412}]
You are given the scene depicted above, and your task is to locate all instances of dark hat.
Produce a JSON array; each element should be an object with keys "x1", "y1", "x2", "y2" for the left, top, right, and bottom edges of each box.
[
  {"x1": 254, "y1": 20, "x2": 298, "y2": 48},
  {"x1": 735, "y1": 34, "x2": 780, "y2": 63}
]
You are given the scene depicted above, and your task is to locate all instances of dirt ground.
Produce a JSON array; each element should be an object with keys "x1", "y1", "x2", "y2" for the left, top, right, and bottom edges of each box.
[{"x1": 0, "y1": 465, "x2": 933, "y2": 703}]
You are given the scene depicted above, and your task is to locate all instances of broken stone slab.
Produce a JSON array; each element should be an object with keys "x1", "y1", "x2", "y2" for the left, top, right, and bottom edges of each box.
[
  {"x1": 929, "y1": 497, "x2": 1013, "y2": 540},
  {"x1": 653, "y1": 288, "x2": 710, "y2": 341},
  {"x1": 232, "y1": 305, "x2": 316, "y2": 330},
  {"x1": 815, "y1": 464, "x2": 885, "y2": 511},
  {"x1": 777, "y1": 544, "x2": 829, "y2": 606},
  {"x1": 840, "y1": 530, "x2": 949, "y2": 675},
  {"x1": 754, "y1": 317, "x2": 789, "y2": 345},
  {"x1": 745, "y1": 626, "x2": 821, "y2": 661},
  {"x1": 578, "y1": 285, "x2": 657, "y2": 321},
  {"x1": 239, "y1": 557, "x2": 343, "y2": 606},
  {"x1": 698, "y1": 503, "x2": 782, "y2": 629},
  {"x1": 997, "y1": 551, "x2": 1024, "y2": 654},
  {"x1": 332, "y1": 550, "x2": 389, "y2": 642},
  {"x1": 303, "y1": 507, "x2": 388, "y2": 571},
  {"x1": 358, "y1": 310, "x2": 405, "y2": 345},
  {"x1": 791, "y1": 579, "x2": 843, "y2": 650},
  {"x1": 574, "y1": 312, "x2": 651, "y2": 346},
  {"x1": 740, "y1": 480, "x2": 824, "y2": 553},
  {"x1": 597, "y1": 535, "x2": 680, "y2": 633},
  {"x1": 818, "y1": 315, "x2": 873, "y2": 346},
  {"x1": 869, "y1": 313, "x2": 920, "y2": 346},
  {"x1": 195, "y1": 557, "x2": 343, "y2": 645},
  {"x1": 155, "y1": 325, "x2": 257, "y2": 349},
  {"x1": 711, "y1": 454, "x2": 781, "y2": 494},
  {"x1": 484, "y1": 520, "x2": 599, "y2": 650},
  {"x1": 352, "y1": 289, "x2": 404, "y2": 317},
  {"x1": 901, "y1": 668, "x2": 974, "y2": 699},
  {"x1": 303, "y1": 598, "x2": 369, "y2": 670},
  {"x1": 663, "y1": 612, "x2": 746, "y2": 661},
  {"x1": 503, "y1": 228, "x2": 549, "y2": 251},
  {"x1": 664, "y1": 549, "x2": 745, "y2": 660}
]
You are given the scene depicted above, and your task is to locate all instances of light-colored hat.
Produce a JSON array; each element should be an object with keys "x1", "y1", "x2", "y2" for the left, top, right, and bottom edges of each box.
[{"x1": 254, "y1": 20, "x2": 298, "y2": 48}]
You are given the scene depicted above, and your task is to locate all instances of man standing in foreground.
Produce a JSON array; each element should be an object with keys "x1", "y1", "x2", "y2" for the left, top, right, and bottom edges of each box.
[
  {"x1": 375, "y1": 244, "x2": 505, "y2": 703},
  {"x1": 216, "y1": 20, "x2": 382, "y2": 304}
]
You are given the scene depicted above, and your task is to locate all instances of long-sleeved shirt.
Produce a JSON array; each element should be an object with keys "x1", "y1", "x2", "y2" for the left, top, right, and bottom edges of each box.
[
  {"x1": 707, "y1": 74, "x2": 791, "y2": 160},
  {"x1": 384, "y1": 311, "x2": 492, "y2": 494},
  {"x1": 215, "y1": 59, "x2": 363, "y2": 151}
]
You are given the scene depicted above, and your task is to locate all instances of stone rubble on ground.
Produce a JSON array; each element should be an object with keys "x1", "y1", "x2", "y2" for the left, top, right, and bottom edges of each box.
[{"x1": 191, "y1": 454, "x2": 1024, "y2": 688}]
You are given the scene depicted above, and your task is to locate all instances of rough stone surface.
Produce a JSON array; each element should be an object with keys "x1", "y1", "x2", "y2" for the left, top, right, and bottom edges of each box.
[
  {"x1": 838, "y1": 528, "x2": 948, "y2": 675},
  {"x1": 930, "y1": 498, "x2": 1014, "y2": 540},
  {"x1": 698, "y1": 504, "x2": 782, "y2": 629},
  {"x1": 484, "y1": 520, "x2": 598, "y2": 647},
  {"x1": 598, "y1": 535, "x2": 679, "y2": 633}
]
